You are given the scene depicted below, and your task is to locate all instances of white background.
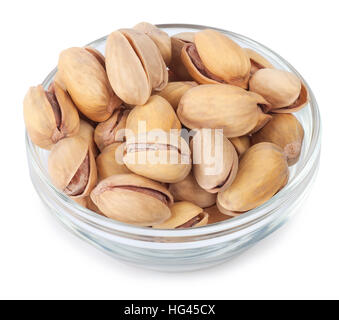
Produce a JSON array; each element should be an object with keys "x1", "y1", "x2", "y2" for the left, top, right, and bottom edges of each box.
[{"x1": 0, "y1": 0, "x2": 338, "y2": 300}]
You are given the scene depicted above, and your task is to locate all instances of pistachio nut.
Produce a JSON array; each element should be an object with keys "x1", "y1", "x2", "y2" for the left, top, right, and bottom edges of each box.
[
  {"x1": 125, "y1": 95, "x2": 181, "y2": 140},
  {"x1": 106, "y1": 29, "x2": 168, "y2": 105},
  {"x1": 156, "y1": 81, "x2": 198, "y2": 110},
  {"x1": 123, "y1": 132, "x2": 191, "y2": 183},
  {"x1": 249, "y1": 68, "x2": 308, "y2": 113},
  {"x1": 230, "y1": 136, "x2": 251, "y2": 158},
  {"x1": 177, "y1": 84, "x2": 268, "y2": 137},
  {"x1": 94, "y1": 108, "x2": 129, "y2": 151},
  {"x1": 134, "y1": 22, "x2": 172, "y2": 65},
  {"x1": 217, "y1": 142, "x2": 289, "y2": 214},
  {"x1": 90, "y1": 173, "x2": 173, "y2": 226},
  {"x1": 181, "y1": 29, "x2": 251, "y2": 88},
  {"x1": 251, "y1": 114, "x2": 304, "y2": 166},
  {"x1": 249, "y1": 107, "x2": 272, "y2": 134},
  {"x1": 77, "y1": 119, "x2": 98, "y2": 157},
  {"x1": 244, "y1": 48, "x2": 274, "y2": 75},
  {"x1": 23, "y1": 83, "x2": 80, "y2": 149},
  {"x1": 191, "y1": 129, "x2": 238, "y2": 193},
  {"x1": 96, "y1": 142, "x2": 130, "y2": 180},
  {"x1": 168, "y1": 173, "x2": 217, "y2": 208},
  {"x1": 169, "y1": 32, "x2": 195, "y2": 81},
  {"x1": 153, "y1": 201, "x2": 208, "y2": 229},
  {"x1": 84, "y1": 46, "x2": 105, "y2": 68},
  {"x1": 58, "y1": 47, "x2": 121, "y2": 122},
  {"x1": 204, "y1": 205, "x2": 232, "y2": 225},
  {"x1": 48, "y1": 136, "x2": 97, "y2": 198}
]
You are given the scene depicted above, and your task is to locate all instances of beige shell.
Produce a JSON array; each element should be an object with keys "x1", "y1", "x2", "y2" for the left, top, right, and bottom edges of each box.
[
  {"x1": 217, "y1": 142, "x2": 289, "y2": 213},
  {"x1": 190, "y1": 129, "x2": 238, "y2": 193},
  {"x1": 96, "y1": 143, "x2": 130, "y2": 180},
  {"x1": 58, "y1": 47, "x2": 121, "y2": 122},
  {"x1": 23, "y1": 83, "x2": 79, "y2": 149},
  {"x1": 48, "y1": 136, "x2": 97, "y2": 198},
  {"x1": 251, "y1": 114, "x2": 304, "y2": 166},
  {"x1": 153, "y1": 201, "x2": 208, "y2": 229},
  {"x1": 249, "y1": 107, "x2": 273, "y2": 134},
  {"x1": 244, "y1": 48, "x2": 274, "y2": 75},
  {"x1": 156, "y1": 81, "x2": 198, "y2": 110},
  {"x1": 94, "y1": 108, "x2": 129, "y2": 151},
  {"x1": 106, "y1": 29, "x2": 168, "y2": 105},
  {"x1": 249, "y1": 68, "x2": 308, "y2": 113},
  {"x1": 125, "y1": 95, "x2": 181, "y2": 140},
  {"x1": 168, "y1": 173, "x2": 217, "y2": 208},
  {"x1": 77, "y1": 119, "x2": 98, "y2": 157},
  {"x1": 134, "y1": 22, "x2": 172, "y2": 65},
  {"x1": 90, "y1": 173, "x2": 173, "y2": 226},
  {"x1": 177, "y1": 84, "x2": 268, "y2": 137},
  {"x1": 229, "y1": 136, "x2": 251, "y2": 158},
  {"x1": 205, "y1": 205, "x2": 232, "y2": 224},
  {"x1": 123, "y1": 132, "x2": 191, "y2": 183},
  {"x1": 84, "y1": 46, "x2": 105, "y2": 68},
  {"x1": 181, "y1": 29, "x2": 251, "y2": 88}
]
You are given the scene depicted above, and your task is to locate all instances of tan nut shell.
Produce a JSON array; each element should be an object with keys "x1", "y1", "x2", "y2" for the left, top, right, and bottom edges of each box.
[
  {"x1": 191, "y1": 129, "x2": 238, "y2": 193},
  {"x1": 168, "y1": 173, "x2": 216, "y2": 208},
  {"x1": 251, "y1": 114, "x2": 304, "y2": 166},
  {"x1": 244, "y1": 48, "x2": 274, "y2": 75},
  {"x1": 77, "y1": 119, "x2": 98, "y2": 157},
  {"x1": 177, "y1": 84, "x2": 268, "y2": 137},
  {"x1": 249, "y1": 68, "x2": 308, "y2": 113},
  {"x1": 153, "y1": 201, "x2": 208, "y2": 229},
  {"x1": 156, "y1": 81, "x2": 198, "y2": 110},
  {"x1": 94, "y1": 108, "x2": 129, "y2": 151},
  {"x1": 217, "y1": 142, "x2": 289, "y2": 213},
  {"x1": 48, "y1": 136, "x2": 97, "y2": 198},
  {"x1": 90, "y1": 173, "x2": 173, "y2": 226},
  {"x1": 229, "y1": 136, "x2": 251, "y2": 158},
  {"x1": 58, "y1": 47, "x2": 121, "y2": 122},
  {"x1": 96, "y1": 143, "x2": 130, "y2": 180},
  {"x1": 123, "y1": 132, "x2": 191, "y2": 183},
  {"x1": 23, "y1": 83, "x2": 79, "y2": 149},
  {"x1": 84, "y1": 46, "x2": 105, "y2": 68},
  {"x1": 205, "y1": 205, "x2": 232, "y2": 224},
  {"x1": 249, "y1": 107, "x2": 273, "y2": 134},
  {"x1": 183, "y1": 29, "x2": 251, "y2": 88},
  {"x1": 134, "y1": 22, "x2": 172, "y2": 65}
]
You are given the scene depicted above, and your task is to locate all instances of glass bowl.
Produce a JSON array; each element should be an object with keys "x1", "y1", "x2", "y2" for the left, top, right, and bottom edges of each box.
[{"x1": 26, "y1": 24, "x2": 321, "y2": 272}]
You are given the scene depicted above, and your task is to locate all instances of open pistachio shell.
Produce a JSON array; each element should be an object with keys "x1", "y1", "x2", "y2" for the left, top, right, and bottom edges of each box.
[
  {"x1": 251, "y1": 114, "x2": 304, "y2": 166},
  {"x1": 58, "y1": 47, "x2": 121, "y2": 122},
  {"x1": 48, "y1": 136, "x2": 97, "y2": 199},
  {"x1": 90, "y1": 173, "x2": 173, "y2": 226},
  {"x1": 153, "y1": 201, "x2": 208, "y2": 229},
  {"x1": 123, "y1": 132, "x2": 191, "y2": 183},
  {"x1": 84, "y1": 46, "x2": 105, "y2": 68},
  {"x1": 94, "y1": 108, "x2": 129, "y2": 151},
  {"x1": 23, "y1": 83, "x2": 79, "y2": 149},
  {"x1": 134, "y1": 22, "x2": 172, "y2": 65},
  {"x1": 77, "y1": 119, "x2": 98, "y2": 157},
  {"x1": 177, "y1": 84, "x2": 268, "y2": 137},
  {"x1": 205, "y1": 205, "x2": 232, "y2": 224},
  {"x1": 249, "y1": 107, "x2": 273, "y2": 134},
  {"x1": 217, "y1": 142, "x2": 289, "y2": 213},
  {"x1": 96, "y1": 143, "x2": 130, "y2": 180},
  {"x1": 168, "y1": 173, "x2": 217, "y2": 208},
  {"x1": 244, "y1": 48, "x2": 274, "y2": 75},
  {"x1": 190, "y1": 129, "x2": 238, "y2": 193},
  {"x1": 229, "y1": 136, "x2": 251, "y2": 158}
]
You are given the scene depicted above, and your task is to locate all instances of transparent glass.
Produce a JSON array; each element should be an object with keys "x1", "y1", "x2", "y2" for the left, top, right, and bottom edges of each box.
[{"x1": 26, "y1": 24, "x2": 321, "y2": 271}]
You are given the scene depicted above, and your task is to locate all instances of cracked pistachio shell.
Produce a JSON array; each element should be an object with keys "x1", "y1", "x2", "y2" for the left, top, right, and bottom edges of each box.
[
  {"x1": 153, "y1": 201, "x2": 208, "y2": 229},
  {"x1": 48, "y1": 136, "x2": 97, "y2": 199},
  {"x1": 23, "y1": 83, "x2": 79, "y2": 149},
  {"x1": 249, "y1": 107, "x2": 272, "y2": 134},
  {"x1": 244, "y1": 48, "x2": 274, "y2": 75},
  {"x1": 181, "y1": 29, "x2": 251, "y2": 88},
  {"x1": 125, "y1": 95, "x2": 181, "y2": 140},
  {"x1": 156, "y1": 81, "x2": 198, "y2": 110},
  {"x1": 106, "y1": 29, "x2": 168, "y2": 105},
  {"x1": 191, "y1": 129, "x2": 238, "y2": 193},
  {"x1": 84, "y1": 46, "x2": 105, "y2": 68},
  {"x1": 168, "y1": 173, "x2": 216, "y2": 208},
  {"x1": 96, "y1": 142, "x2": 130, "y2": 180},
  {"x1": 249, "y1": 68, "x2": 308, "y2": 113},
  {"x1": 58, "y1": 47, "x2": 121, "y2": 122},
  {"x1": 217, "y1": 142, "x2": 289, "y2": 213},
  {"x1": 251, "y1": 114, "x2": 304, "y2": 166},
  {"x1": 123, "y1": 132, "x2": 191, "y2": 183},
  {"x1": 134, "y1": 22, "x2": 172, "y2": 65},
  {"x1": 230, "y1": 136, "x2": 251, "y2": 158},
  {"x1": 177, "y1": 84, "x2": 268, "y2": 137},
  {"x1": 90, "y1": 173, "x2": 173, "y2": 226},
  {"x1": 94, "y1": 108, "x2": 129, "y2": 151},
  {"x1": 205, "y1": 205, "x2": 232, "y2": 224},
  {"x1": 77, "y1": 119, "x2": 98, "y2": 157}
]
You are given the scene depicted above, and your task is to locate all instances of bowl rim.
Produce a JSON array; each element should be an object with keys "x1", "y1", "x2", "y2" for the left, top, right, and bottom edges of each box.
[{"x1": 26, "y1": 23, "x2": 321, "y2": 239}]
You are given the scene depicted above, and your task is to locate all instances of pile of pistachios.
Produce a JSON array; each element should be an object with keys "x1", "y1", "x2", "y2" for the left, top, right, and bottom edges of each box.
[{"x1": 23, "y1": 22, "x2": 308, "y2": 228}]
